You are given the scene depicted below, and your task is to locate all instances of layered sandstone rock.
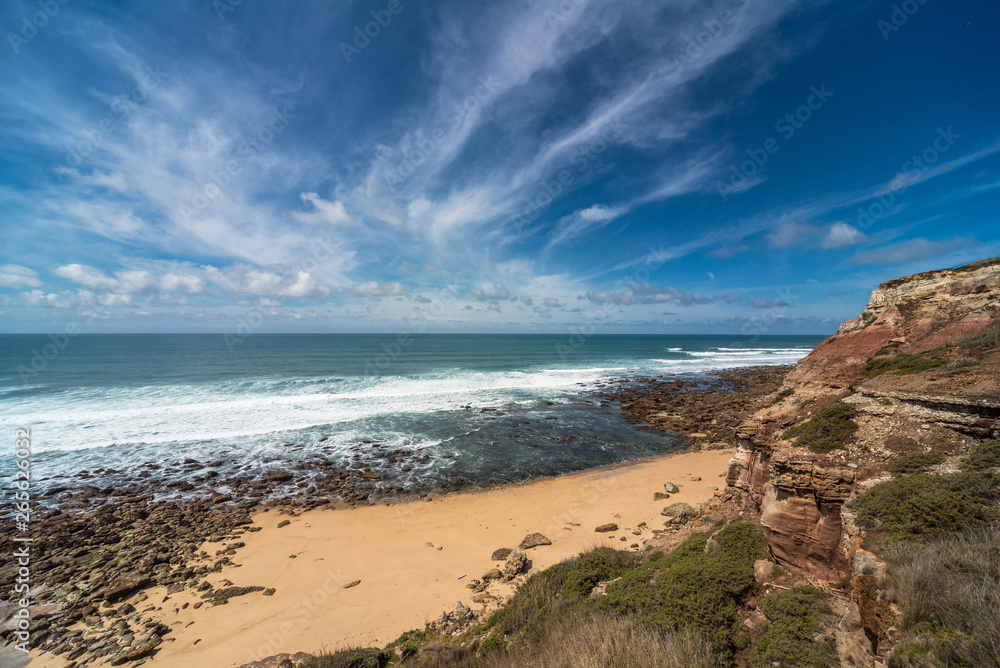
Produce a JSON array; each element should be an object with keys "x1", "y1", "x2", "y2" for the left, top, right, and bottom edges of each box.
[{"x1": 728, "y1": 258, "x2": 1000, "y2": 580}]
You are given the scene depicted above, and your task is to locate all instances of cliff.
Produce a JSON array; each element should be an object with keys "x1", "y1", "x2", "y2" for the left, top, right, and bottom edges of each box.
[{"x1": 727, "y1": 257, "x2": 1000, "y2": 580}]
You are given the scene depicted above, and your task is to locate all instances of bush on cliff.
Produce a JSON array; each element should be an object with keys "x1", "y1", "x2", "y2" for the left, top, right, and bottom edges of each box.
[
  {"x1": 967, "y1": 438, "x2": 1000, "y2": 471},
  {"x1": 854, "y1": 470, "x2": 1000, "y2": 543},
  {"x1": 597, "y1": 521, "x2": 768, "y2": 663},
  {"x1": 750, "y1": 586, "x2": 838, "y2": 668},
  {"x1": 864, "y1": 353, "x2": 945, "y2": 378},
  {"x1": 299, "y1": 648, "x2": 388, "y2": 668},
  {"x1": 782, "y1": 402, "x2": 858, "y2": 453},
  {"x1": 883, "y1": 530, "x2": 1000, "y2": 667},
  {"x1": 891, "y1": 451, "x2": 945, "y2": 475}
]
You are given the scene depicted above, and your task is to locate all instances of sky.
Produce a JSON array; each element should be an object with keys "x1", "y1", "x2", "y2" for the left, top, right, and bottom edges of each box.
[{"x1": 1, "y1": 0, "x2": 998, "y2": 334}]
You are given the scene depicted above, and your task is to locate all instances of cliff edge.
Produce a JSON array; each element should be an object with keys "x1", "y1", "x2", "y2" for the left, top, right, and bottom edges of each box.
[{"x1": 727, "y1": 257, "x2": 1000, "y2": 580}]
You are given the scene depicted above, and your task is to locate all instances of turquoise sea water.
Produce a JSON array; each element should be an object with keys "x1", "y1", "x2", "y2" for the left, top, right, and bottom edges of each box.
[{"x1": 0, "y1": 334, "x2": 825, "y2": 492}]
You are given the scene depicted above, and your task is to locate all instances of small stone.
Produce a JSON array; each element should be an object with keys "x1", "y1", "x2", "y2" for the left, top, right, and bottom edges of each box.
[
  {"x1": 490, "y1": 548, "x2": 512, "y2": 561},
  {"x1": 343, "y1": 580, "x2": 361, "y2": 589},
  {"x1": 663, "y1": 483, "x2": 680, "y2": 494},
  {"x1": 690, "y1": 476, "x2": 702, "y2": 482},
  {"x1": 594, "y1": 523, "x2": 618, "y2": 533},
  {"x1": 277, "y1": 520, "x2": 291, "y2": 528},
  {"x1": 263, "y1": 588, "x2": 276, "y2": 596},
  {"x1": 517, "y1": 533, "x2": 552, "y2": 550},
  {"x1": 654, "y1": 492, "x2": 671, "y2": 501}
]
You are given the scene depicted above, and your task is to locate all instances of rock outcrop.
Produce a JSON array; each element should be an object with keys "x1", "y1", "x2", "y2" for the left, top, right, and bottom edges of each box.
[{"x1": 728, "y1": 258, "x2": 1000, "y2": 580}]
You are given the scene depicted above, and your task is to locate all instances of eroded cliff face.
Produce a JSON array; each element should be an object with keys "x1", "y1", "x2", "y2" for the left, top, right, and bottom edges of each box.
[{"x1": 728, "y1": 258, "x2": 1000, "y2": 581}]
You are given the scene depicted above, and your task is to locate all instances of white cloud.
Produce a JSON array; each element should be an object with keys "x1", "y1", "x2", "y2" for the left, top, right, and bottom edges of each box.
[
  {"x1": 766, "y1": 222, "x2": 821, "y2": 249},
  {"x1": 821, "y1": 222, "x2": 868, "y2": 249},
  {"x1": 850, "y1": 237, "x2": 978, "y2": 265},
  {"x1": 293, "y1": 193, "x2": 354, "y2": 226},
  {"x1": 0, "y1": 265, "x2": 43, "y2": 289}
]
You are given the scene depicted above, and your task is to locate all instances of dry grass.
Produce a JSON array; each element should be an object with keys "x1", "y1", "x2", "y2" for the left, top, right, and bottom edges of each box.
[
  {"x1": 482, "y1": 611, "x2": 713, "y2": 668},
  {"x1": 883, "y1": 530, "x2": 1000, "y2": 667}
]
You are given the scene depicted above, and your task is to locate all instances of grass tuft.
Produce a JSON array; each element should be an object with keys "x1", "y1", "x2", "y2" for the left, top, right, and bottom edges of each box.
[
  {"x1": 883, "y1": 530, "x2": 1000, "y2": 666},
  {"x1": 864, "y1": 354, "x2": 946, "y2": 378}
]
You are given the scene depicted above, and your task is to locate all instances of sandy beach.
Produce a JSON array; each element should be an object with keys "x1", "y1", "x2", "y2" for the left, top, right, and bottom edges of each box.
[{"x1": 89, "y1": 448, "x2": 734, "y2": 667}]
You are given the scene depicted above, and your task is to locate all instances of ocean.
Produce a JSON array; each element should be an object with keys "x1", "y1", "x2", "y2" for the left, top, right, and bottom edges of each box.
[{"x1": 0, "y1": 333, "x2": 824, "y2": 495}]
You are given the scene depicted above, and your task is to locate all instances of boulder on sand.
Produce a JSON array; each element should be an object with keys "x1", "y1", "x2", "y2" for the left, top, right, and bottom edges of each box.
[{"x1": 517, "y1": 532, "x2": 552, "y2": 550}]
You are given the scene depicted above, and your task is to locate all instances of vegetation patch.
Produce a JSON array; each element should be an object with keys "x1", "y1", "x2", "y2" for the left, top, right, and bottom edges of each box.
[
  {"x1": 751, "y1": 586, "x2": 838, "y2": 668},
  {"x1": 864, "y1": 354, "x2": 946, "y2": 378},
  {"x1": 883, "y1": 530, "x2": 1000, "y2": 668},
  {"x1": 854, "y1": 470, "x2": 1000, "y2": 543},
  {"x1": 299, "y1": 648, "x2": 388, "y2": 668},
  {"x1": 782, "y1": 402, "x2": 858, "y2": 453},
  {"x1": 891, "y1": 451, "x2": 945, "y2": 475},
  {"x1": 967, "y1": 438, "x2": 1000, "y2": 471},
  {"x1": 597, "y1": 521, "x2": 767, "y2": 663}
]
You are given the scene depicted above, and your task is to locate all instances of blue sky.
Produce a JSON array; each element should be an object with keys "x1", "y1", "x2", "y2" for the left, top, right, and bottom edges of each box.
[{"x1": 1, "y1": 0, "x2": 998, "y2": 334}]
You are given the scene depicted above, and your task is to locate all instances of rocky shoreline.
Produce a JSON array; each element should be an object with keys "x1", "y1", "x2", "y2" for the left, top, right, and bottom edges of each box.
[
  {"x1": 1, "y1": 364, "x2": 791, "y2": 667},
  {"x1": 595, "y1": 365, "x2": 792, "y2": 447}
]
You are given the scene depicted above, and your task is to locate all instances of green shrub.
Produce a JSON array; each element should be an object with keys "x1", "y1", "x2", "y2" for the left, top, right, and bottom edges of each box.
[
  {"x1": 477, "y1": 636, "x2": 507, "y2": 657},
  {"x1": 967, "y1": 439, "x2": 1000, "y2": 471},
  {"x1": 298, "y1": 648, "x2": 388, "y2": 668},
  {"x1": 751, "y1": 586, "x2": 838, "y2": 668},
  {"x1": 865, "y1": 354, "x2": 946, "y2": 378},
  {"x1": 854, "y1": 471, "x2": 1000, "y2": 543},
  {"x1": 783, "y1": 402, "x2": 858, "y2": 453},
  {"x1": 561, "y1": 547, "x2": 640, "y2": 600},
  {"x1": 597, "y1": 521, "x2": 767, "y2": 663},
  {"x1": 891, "y1": 451, "x2": 946, "y2": 475}
]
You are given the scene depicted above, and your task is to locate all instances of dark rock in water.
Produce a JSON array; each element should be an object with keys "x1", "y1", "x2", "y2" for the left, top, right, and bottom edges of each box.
[
  {"x1": 490, "y1": 547, "x2": 512, "y2": 561},
  {"x1": 517, "y1": 532, "x2": 552, "y2": 550},
  {"x1": 594, "y1": 523, "x2": 618, "y2": 533}
]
